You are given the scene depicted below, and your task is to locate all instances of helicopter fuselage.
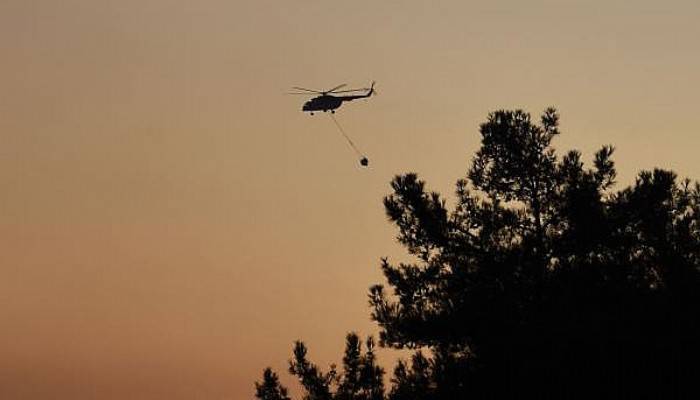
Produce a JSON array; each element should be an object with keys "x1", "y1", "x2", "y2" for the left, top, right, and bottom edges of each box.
[
  {"x1": 302, "y1": 90, "x2": 373, "y2": 114},
  {"x1": 302, "y1": 95, "x2": 343, "y2": 113}
]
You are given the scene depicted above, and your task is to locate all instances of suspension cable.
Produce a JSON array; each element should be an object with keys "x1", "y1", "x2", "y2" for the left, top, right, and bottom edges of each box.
[{"x1": 330, "y1": 114, "x2": 363, "y2": 157}]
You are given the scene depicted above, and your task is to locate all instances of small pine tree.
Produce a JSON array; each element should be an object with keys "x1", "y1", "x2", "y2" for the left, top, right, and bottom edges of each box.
[{"x1": 255, "y1": 368, "x2": 291, "y2": 400}]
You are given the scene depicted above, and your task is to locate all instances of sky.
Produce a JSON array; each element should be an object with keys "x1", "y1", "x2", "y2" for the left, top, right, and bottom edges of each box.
[{"x1": 2, "y1": 0, "x2": 700, "y2": 399}]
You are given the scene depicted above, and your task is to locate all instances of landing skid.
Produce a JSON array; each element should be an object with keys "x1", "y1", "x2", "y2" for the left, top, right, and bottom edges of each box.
[{"x1": 308, "y1": 110, "x2": 336, "y2": 115}]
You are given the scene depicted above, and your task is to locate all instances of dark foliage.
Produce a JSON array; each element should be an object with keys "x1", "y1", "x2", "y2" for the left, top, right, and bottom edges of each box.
[
  {"x1": 255, "y1": 333, "x2": 384, "y2": 400},
  {"x1": 255, "y1": 368, "x2": 291, "y2": 400},
  {"x1": 257, "y1": 108, "x2": 700, "y2": 399}
]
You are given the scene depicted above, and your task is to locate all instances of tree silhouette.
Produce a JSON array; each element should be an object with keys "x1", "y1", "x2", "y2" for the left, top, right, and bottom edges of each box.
[
  {"x1": 255, "y1": 333, "x2": 384, "y2": 400},
  {"x1": 255, "y1": 368, "x2": 291, "y2": 400},
  {"x1": 256, "y1": 108, "x2": 700, "y2": 398}
]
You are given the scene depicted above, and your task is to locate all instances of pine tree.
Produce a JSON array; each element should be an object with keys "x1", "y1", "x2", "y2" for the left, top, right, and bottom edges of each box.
[
  {"x1": 370, "y1": 108, "x2": 700, "y2": 397},
  {"x1": 256, "y1": 108, "x2": 700, "y2": 398},
  {"x1": 255, "y1": 368, "x2": 291, "y2": 400}
]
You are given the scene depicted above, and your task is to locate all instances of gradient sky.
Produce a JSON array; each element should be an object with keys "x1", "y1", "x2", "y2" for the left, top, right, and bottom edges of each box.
[{"x1": 2, "y1": 1, "x2": 700, "y2": 399}]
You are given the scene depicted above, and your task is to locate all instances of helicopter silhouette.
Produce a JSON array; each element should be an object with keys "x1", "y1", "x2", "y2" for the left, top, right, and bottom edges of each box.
[{"x1": 289, "y1": 82, "x2": 375, "y2": 115}]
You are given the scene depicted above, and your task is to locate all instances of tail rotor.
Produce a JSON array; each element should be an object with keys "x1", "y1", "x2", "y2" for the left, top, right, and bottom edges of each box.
[{"x1": 369, "y1": 81, "x2": 377, "y2": 96}]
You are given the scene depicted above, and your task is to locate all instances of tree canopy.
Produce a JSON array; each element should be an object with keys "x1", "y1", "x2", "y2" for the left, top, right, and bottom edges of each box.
[{"x1": 256, "y1": 108, "x2": 700, "y2": 399}]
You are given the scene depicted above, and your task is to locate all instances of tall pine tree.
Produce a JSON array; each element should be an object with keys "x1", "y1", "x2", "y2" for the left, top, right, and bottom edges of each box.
[{"x1": 257, "y1": 108, "x2": 700, "y2": 398}]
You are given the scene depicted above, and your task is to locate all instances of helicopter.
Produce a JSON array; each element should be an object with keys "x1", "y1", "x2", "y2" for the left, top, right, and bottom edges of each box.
[{"x1": 289, "y1": 82, "x2": 375, "y2": 115}]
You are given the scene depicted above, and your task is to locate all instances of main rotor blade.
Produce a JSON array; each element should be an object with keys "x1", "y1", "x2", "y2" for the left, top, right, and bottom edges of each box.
[
  {"x1": 292, "y1": 87, "x2": 324, "y2": 93},
  {"x1": 332, "y1": 88, "x2": 370, "y2": 93},
  {"x1": 326, "y1": 84, "x2": 347, "y2": 93},
  {"x1": 286, "y1": 92, "x2": 315, "y2": 95}
]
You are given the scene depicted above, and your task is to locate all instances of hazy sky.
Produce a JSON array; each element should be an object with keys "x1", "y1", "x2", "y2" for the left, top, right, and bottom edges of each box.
[{"x1": 2, "y1": 1, "x2": 700, "y2": 399}]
